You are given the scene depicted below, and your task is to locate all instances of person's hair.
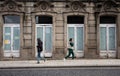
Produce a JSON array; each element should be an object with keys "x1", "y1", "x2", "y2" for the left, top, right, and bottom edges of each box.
[
  {"x1": 37, "y1": 38, "x2": 41, "y2": 43},
  {"x1": 69, "y1": 38, "x2": 72, "y2": 41}
]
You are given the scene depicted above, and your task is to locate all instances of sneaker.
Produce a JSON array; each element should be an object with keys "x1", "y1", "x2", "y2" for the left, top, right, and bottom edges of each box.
[
  {"x1": 44, "y1": 59, "x2": 46, "y2": 62},
  {"x1": 37, "y1": 62, "x2": 40, "y2": 64},
  {"x1": 63, "y1": 58, "x2": 66, "y2": 61}
]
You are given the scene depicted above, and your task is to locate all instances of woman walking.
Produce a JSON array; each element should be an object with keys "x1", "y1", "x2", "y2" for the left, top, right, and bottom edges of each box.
[{"x1": 65, "y1": 38, "x2": 75, "y2": 59}]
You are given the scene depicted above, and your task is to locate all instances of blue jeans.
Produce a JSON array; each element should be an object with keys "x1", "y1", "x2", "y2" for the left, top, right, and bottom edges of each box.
[
  {"x1": 37, "y1": 52, "x2": 41, "y2": 63},
  {"x1": 37, "y1": 52, "x2": 45, "y2": 63}
]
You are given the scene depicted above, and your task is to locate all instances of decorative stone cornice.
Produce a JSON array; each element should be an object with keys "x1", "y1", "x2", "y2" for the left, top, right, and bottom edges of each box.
[
  {"x1": 66, "y1": 1, "x2": 86, "y2": 12},
  {"x1": 95, "y1": 0, "x2": 120, "y2": 13},
  {"x1": 0, "y1": 0, "x2": 23, "y2": 12},
  {"x1": 33, "y1": 1, "x2": 53, "y2": 12}
]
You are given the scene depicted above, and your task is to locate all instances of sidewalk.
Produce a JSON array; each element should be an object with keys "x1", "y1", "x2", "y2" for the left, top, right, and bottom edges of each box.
[{"x1": 0, "y1": 59, "x2": 120, "y2": 68}]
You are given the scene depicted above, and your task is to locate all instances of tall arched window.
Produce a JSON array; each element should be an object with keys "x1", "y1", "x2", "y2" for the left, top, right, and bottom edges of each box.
[
  {"x1": 3, "y1": 15, "x2": 20, "y2": 57},
  {"x1": 67, "y1": 16, "x2": 84, "y2": 57},
  {"x1": 36, "y1": 15, "x2": 52, "y2": 57},
  {"x1": 99, "y1": 16, "x2": 116, "y2": 58}
]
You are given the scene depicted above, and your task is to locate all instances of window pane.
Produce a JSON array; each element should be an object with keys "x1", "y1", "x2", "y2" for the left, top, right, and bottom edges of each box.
[
  {"x1": 68, "y1": 27, "x2": 74, "y2": 42},
  {"x1": 45, "y1": 27, "x2": 52, "y2": 52},
  {"x1": 67, "y1": 16, "x2": 84, "y2": 24},
  {"x1": 4, "y1": 15, "x2": 20, "y2": 24},
  {"x1": 4, "y1": 27, "x2": 11, "y2": 50},
  {"x1": 36, "y1": 16, "x2": 52, "y2": 24},
  {"x1": 109, "y1": 27, "x2": 116, "y2": 50},
  {"x1": 37, "y1": 27, "x2": 43, "y2": 42},
  {"x1": 100, "y1": 27, "x2": 107, "y2": 50},
  {"x1": 13, "y1": 27, "x2": 20, "y2": 50},
  {"x1": 100, "y1": 16, "x2": 116, "y2": 24},
  {"x1": 77, "y1": 27, "x2": 83, "y2": 51}
]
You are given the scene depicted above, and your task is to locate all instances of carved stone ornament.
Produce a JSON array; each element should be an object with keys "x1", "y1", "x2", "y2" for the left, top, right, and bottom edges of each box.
[
  {"x1": 34, "y1": 1, "x2": 50, "y2": 12},
  {"x1": 71, "y1": 2, "x2": 79, "y2": 11},
  {"x1": 95, "y1": 0, "x2": 119, "y2": 13},
  {"x1": 7, "y1": 2, "x2": 16, "y2": 11},
  {"x1": 70, "y1": 1, "x2": 86, "y2": 12},
  {"x1": 0, "y1": 0, "x2": 23, "y2": 12},
  {"x1": 39, "y1": 2, "x2": 49, "y2": 11}
]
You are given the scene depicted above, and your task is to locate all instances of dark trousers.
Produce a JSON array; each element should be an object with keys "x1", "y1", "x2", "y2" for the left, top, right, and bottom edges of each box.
[{"x1": 65, "y1": 49, "x2": 75, "y2": 59}]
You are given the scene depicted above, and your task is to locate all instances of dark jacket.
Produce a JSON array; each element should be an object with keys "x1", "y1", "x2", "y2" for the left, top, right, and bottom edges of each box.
[
  {"x1": 70, "y1": 42, "x2": 74, "y2": 47},
  {"x1": 37, "y1": 41, "x2": 43, "y2": 52}
]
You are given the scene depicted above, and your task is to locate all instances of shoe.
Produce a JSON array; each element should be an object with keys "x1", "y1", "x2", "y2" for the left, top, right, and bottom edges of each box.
[
  {"x1": 44, "y1": 59, "x2": 46, "y2": 62},
  {"x1": 72, "y1": 57, "x2": 75, "y2": 59},
  {"x1": 37, "y1": 62, "x2": 40, "y2": 64},
  {"x1": 63, "y1": 58, "x2": 66, "y2": 61}
]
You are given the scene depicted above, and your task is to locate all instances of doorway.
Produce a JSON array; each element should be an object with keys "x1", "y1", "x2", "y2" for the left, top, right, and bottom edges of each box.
[
  {"x1": 35, "y1": 16, "x2": 53, "y2": 57},
  {"x1": 99, "y1": 16, "x2": 116, "y2": 58},
  {"x1": 67, "y1": 16, "x2": 84, "y2": 57},
  {"x1": 3, "y1": 15, "x2": 20, "y2": 57}
]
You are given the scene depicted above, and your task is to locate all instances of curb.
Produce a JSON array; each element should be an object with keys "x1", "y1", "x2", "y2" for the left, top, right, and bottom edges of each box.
[{"x1": 1, "y1": 65, "x2": 120, "y2": 69}]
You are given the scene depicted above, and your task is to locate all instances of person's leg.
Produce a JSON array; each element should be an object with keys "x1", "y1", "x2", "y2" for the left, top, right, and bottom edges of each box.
[
  {"x1": 37, "y1": 52, "x2": 40, "y2": 63},
  {"x1": 41, "y1": 53, "x2": 46, "y2": 62},
  {"x1": 42, "y1": 57, "x2": 46, "y2": 62},
  {"x1": 65, "y1": 50, "x2": 71, "y2": 59},
  {"x1": 71, "y1": 50, "x2": 75, "y2": 59}
]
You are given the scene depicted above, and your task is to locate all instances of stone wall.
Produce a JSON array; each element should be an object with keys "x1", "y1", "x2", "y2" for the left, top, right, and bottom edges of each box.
[
  {"x1": 0, "y1": 0, "x2": 120, "y2": 60},
  {"x1": 86, "y1": 3, "x2": 98, "y2": 58}
]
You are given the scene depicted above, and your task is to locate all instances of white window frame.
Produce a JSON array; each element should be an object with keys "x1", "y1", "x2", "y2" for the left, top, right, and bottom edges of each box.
[
  {"x1": 99, "y1": 24, "x2": 116, "y2": 57},
  {"x1": 36, "y1": 24, "x2": 52, "y2": 57},
  {"x1": 3, "y1": 24, "x2": 20, "y2": 57},
  {"x1": 67, "y1": 24, "x2": 84, "y2": 52}
]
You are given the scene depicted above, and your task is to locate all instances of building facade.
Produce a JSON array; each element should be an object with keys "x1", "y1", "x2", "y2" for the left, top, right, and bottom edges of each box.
[{"x1": 0, "y1": 0, "x2": 120, "y2": 60}]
